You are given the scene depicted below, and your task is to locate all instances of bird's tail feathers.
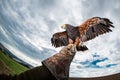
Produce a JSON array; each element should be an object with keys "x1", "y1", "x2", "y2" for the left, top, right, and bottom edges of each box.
[{"x1": 76, "y1": 45, "x2": 88, "y2": 51}]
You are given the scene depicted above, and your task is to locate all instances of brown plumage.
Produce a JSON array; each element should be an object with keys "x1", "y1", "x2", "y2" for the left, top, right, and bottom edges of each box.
[{"x1": 51, "y1": 17, "x2": 114, "y2": 51}]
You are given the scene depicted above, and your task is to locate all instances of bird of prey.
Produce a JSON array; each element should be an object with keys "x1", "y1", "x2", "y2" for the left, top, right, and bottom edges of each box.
[{"x1": 51, "y1": 17, "x2": 114, "y2": 51}]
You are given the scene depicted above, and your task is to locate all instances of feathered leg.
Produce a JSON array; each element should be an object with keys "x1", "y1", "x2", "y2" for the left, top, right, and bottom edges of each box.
[
  {"x1": 74, "y1": 37, "x2": 80, "y2": 46},
  {"x1": 69, "y1": 37, "x2": 88, "y2": 51},
  {"x1": 75, "y1": 38, "x2": 88, "y2": 51},
  {"x1": 68, "y1": 38, "x2": 74, "y2": 44}
]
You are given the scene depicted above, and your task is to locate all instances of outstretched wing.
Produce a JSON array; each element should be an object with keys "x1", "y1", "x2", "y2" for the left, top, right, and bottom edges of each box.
[
  {"x1": 78, "y1": 17, "x2": 114, "y2": 42},
  {"x1": 51, "y1": 31, "x2": 69, "y2": 47}
]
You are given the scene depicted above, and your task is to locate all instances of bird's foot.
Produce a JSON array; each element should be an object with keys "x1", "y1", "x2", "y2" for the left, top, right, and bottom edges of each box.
[
  {"x1": 68, "y1": 44, "x2": 74, "y2": 47},
  {"x1": 67, "y1": 44, "x2": 76, "y2": 53}
]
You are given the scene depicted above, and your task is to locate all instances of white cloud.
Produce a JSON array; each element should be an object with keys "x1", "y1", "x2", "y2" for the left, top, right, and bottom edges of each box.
[{"x1": 0, "y1": 0, "x2": 120, "y2": 77}]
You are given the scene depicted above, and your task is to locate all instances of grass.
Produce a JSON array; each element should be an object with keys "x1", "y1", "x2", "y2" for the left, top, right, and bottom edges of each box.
[{"x1": 0, "y1": 51, "x2": 29, "y2": 75}]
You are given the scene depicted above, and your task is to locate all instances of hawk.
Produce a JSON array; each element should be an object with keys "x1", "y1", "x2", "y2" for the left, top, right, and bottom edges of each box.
[{"x1": 51, "y1": 17, "x2": 114, "y2": 51}]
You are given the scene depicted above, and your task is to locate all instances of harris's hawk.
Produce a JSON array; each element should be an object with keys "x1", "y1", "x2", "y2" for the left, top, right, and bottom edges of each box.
[{"x1": 51, "y1": 17, "x2": 114, "y2": 51}]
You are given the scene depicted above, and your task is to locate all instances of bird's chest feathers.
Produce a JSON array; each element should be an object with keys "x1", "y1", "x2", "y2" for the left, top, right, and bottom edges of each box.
[{"x1": 66, "y1": 26, "x2": 80, "y2": 41}]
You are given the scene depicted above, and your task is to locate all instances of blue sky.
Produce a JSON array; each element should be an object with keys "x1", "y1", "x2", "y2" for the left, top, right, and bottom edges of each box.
[{"x1": 0, "y1": 0, "x2": 120, "y2": 77}]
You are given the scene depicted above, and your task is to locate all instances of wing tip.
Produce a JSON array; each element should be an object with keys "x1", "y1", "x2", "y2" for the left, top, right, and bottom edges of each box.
[{"x1": 100, "y1": 17, "x2": 115, "y2": 28}]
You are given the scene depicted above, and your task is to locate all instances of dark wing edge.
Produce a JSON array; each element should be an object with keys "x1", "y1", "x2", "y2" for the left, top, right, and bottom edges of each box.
[
  {"x1": 81, "y1": 18, "x2": 115, "y2": 42},
  {"x1": 51, "y1": 31, "x2": 69, "y2": 47}
]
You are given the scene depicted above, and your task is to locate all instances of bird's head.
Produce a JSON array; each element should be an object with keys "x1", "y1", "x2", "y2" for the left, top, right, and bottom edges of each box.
[{"x1": 61, "y1": 24, "x2": 72, "y2": 29}]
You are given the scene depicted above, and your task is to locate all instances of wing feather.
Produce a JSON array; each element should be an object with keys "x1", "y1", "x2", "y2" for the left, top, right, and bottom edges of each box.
[
  {"x1": 78, "y1": 17, "x2": 114, "y2": 42},
  {"x1": 51, "y1": 31, "x2": 69, "y2": 47}
]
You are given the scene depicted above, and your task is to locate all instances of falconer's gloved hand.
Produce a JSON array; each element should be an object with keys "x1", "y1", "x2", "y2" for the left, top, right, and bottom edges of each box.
[{"x1": 42, "y1": 44, "x2": 76, "y2": 80}]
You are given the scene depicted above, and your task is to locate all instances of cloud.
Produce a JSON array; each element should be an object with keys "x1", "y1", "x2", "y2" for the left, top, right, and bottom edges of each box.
[{"x1": 0, "y1": 0, "x2": 120, "y2": 77}]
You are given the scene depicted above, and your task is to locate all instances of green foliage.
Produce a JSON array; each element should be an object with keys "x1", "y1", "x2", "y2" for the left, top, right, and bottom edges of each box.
[{"x1": 0, "y1": 51, "x2": 29, "y2": 75}]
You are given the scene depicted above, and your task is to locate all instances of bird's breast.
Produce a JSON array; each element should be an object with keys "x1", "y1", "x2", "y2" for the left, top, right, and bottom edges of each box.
[{"x1": 66, "y1": 27, "x2": 80, "y2": 42}]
